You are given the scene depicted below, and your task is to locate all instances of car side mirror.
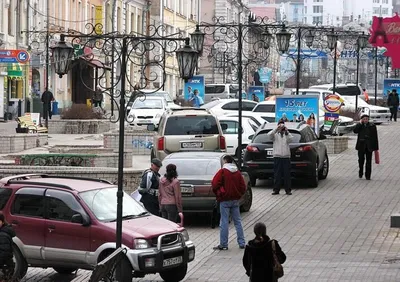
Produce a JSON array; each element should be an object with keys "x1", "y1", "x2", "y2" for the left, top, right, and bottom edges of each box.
[
  {"x1": 221, "y1": 124, "x2": 228, "y2": 130},
  {"x1": 147, "y1": 124, "x2": 156, "y2": 131},
  {"x1": 71, "y1": 213, "x2": 90, "y2": 226},
  {"x1": 248, "y1": 135, "x2": 254, "y2": 140}
]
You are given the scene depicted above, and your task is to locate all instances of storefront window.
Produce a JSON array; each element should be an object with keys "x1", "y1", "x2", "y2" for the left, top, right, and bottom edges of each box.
[{"x1": 9, "y1": 79, "x2": 23, "y2": 100}]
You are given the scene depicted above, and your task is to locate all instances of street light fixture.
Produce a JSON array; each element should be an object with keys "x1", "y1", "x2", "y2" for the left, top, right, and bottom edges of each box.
[
  {"x1": 50, "y1": 36, "x2": 74, "y2": 78},
  {"x1": 355, "y1": 32, "x2": 369, "y2": 112},
  {"x1": 304, "y1": 30, "x2": 315, "y2": 48},
  {"x1": 176, "y1": 38, "x2": 199, "y2": 81},
  {"x1": 326, "y1": 30, "x2": 338, "y2": 51},
  {"x1": 190, "y1": 25, "x2": 205, "y2": 55},
  {"x1": 262, "y1": 27, "x2": 273, "y2": 49},
  {"x1": 276, "y1": 26, "x2": 292, "y2": 53}
]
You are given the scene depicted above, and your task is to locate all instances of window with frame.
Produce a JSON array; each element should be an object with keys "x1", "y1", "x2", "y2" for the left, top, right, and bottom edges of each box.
[
  {"x1": 313, "y1": 6, "x2": 323, "y2": 13},
  {"x1": 220, "y1": 120, "x2": 239, "y2": 134},
  {"x1": 11, "y1": 189, "x2": 45, "y2": 218},
  {"x1": 46, "y1": 190, "x2": 85, "y2": 222},
  {"x1": 221, "y1": 102, "x2": 239, "y2": 110},
  {"x1": 0, "y1": 188, "x2": 12, "y2": 210},
  {"x1": 382, "y1": 8, "x2": 389, "y2": 14},
  {"x1": 242, "y1": 102, "x2": 257, "y2": 111},
  {"x1": 373, "y1": 7, "x2": 380, "y2": 14}
]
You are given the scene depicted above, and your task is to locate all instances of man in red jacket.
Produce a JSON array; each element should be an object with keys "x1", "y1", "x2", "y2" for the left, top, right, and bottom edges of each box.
[{"x1": 212, "y1": 155, "x2": 246, "y2": 250}]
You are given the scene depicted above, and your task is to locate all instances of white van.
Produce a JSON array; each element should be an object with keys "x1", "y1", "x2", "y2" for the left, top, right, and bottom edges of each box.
[
  {"x1": 204, "y1": 84, "x2": 240, "y2": 103},
  {"x1": 309, "y1": 83, "x2": 363, "y2": 97}
]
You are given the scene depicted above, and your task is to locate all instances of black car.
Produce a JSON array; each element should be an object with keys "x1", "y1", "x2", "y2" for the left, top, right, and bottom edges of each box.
[{"x1": 243, "y1": 122, "x2": 329, "y2": 188}]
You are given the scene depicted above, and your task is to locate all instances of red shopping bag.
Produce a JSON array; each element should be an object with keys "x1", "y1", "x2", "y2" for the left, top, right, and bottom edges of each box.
[{"x1": 374, "y1": 150, "x2": 380, "y2": 164}]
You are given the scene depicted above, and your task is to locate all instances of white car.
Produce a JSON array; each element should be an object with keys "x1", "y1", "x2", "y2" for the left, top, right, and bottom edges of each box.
[
  {"x1": 252, "y1": 100, "x2": 276, "y2": 113},
  {"x1": 127, "y1": 89, "x2": 180, "y2": 112},
  {"x1": 318, "y1": 109, "x2": 355, "y2": 135},
  {"x1": 128, "y1": 96, "x2": 167, "y2": 126},
  {"x1": 201, "y1": 99, "x2": 258, "y2": 116},
  {"x1": 223, "y1": 113, "x2": 268, "y2": 128},
  {"x1": 341, "y1": 97, "x2": 390, "y2": 124},
  {"x1": 218, "y1": 116, "x2": 258, "y2": 157}
]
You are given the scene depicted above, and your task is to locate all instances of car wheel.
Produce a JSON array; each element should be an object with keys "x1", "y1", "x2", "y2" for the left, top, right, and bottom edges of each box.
[
  {"x1": 53, "y1": 267, "x2": 78, "y2": 275},
  {"x1": 318, "y1": 154, "x2": 329, "y2": 180},
  {"x1": 13, "y1": 245, "x2": 28, "y2": 280},
  {"x1": 235, "y1": 145, "x2": 247, "y2": 161},
  {"x1": 240, "y1": 185, "x2": 253, "y2": 212},
  {"x1": 114, "y1": 257, "x2": 133, "y2": 282},
  {"x1": 308, "y1": 160, "x2": 319, "y2": 188},
  {"x1": 160, "y1": 263, "x2": 188, "y2": 282}
]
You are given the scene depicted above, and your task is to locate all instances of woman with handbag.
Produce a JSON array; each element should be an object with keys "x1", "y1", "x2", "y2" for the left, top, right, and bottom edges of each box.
[
  {"x1": 243, "y1": 222, "x2": 286, "y2": 282},
  {"x1": 158, "y1": 164, "x2": 183, "y2": 223}
]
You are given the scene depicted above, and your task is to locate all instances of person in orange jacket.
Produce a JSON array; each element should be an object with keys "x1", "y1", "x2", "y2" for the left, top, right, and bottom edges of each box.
[{"x1": 363, "y1": 88, "x2": 370, "y2": 103}]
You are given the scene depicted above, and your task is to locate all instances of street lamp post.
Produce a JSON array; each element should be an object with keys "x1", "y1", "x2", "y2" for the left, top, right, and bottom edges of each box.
[
  {"x1": 327, "y1": 29, "x2": 339, "y2": 94},
  {"x1": 355, "y1": 32, "x2": 369, "y2": 112},
  {"x1": 374, "y1": 47, "x2": 378, "y2": 105},
  {"x1": 52, "y1": 25, "x2": 199, "y2": 248}
]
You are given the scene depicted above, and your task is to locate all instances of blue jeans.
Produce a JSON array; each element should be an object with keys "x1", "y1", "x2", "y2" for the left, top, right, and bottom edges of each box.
[{"x1": 219, "y1": 200, "x2": 245, "y2": 248}]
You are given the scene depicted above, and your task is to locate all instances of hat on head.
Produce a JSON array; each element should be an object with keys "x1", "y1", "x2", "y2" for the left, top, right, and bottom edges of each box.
[
  {"x1": 151, "y1": 158, "x2": 162, "y2": 167},
  {"x1": 360, "y1": 114, "x2": 369, "y2": 119}
]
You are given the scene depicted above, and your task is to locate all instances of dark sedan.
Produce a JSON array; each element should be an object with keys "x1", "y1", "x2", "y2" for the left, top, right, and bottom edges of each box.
[
  {"x1": 243, "y1": 122, "x2": 329, "y2": 188},
  {"x1": 159, "y1": 152, "x2": 253, "y2": 214}
]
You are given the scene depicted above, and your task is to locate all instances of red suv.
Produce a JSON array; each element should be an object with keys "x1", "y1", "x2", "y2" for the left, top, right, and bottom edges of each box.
[{"x1": 0, "y1": 174, "x2": 195, "y2": 282}]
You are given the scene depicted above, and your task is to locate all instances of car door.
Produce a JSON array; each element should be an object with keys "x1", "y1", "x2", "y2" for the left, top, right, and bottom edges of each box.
[
  {"x1": 219, "y1": 120, "x2": 240, "y2": 154},
  {"x1": 9, "y1": 187, "x2": 46, "y2": 261},
  {"x1": 44, "y1": 189, "x2": 91, "y2": 265},
  {"x1": 306, "y1": 127, "x2": 324, "y2": 168}
]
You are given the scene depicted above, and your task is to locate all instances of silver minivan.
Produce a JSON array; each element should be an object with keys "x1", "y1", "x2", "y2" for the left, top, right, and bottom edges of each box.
[{"x1": 204, "y1": 84, "x2": 240, "y2": 102}]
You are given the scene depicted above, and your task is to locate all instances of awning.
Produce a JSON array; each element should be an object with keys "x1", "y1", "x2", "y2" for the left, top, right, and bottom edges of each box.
[
  {"x1": 7, "y1": 63, "x2": 23, "y2": 79},
  {"x1": 80, "y1": 57, "x2": 111, "y2": 70}
]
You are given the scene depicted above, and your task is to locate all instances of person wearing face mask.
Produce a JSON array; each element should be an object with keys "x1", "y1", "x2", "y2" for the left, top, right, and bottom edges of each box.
[
  {"x1": 353, "y1": 114, "x2": 379, "y2": 180},
  {"x1": 268, "y1": 120, "x2": 293, "y2": 195}
]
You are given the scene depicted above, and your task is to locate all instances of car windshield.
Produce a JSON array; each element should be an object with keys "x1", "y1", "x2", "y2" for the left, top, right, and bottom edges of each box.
[
  {"x1": 145, "y1": 92, "x2": 173, "y2": 102},
  {"x1": 164, "y1": 116, "x2": 219, "y2": 135},
  {"x1": 253, "y1": 130, "x2": 301, "y2": 143},
  {"x1": 80, "y1": 187, "x2": 147, "y2": 222},
  {"x1": 133, "y1": 99, "x2": 163, "y2": 109},
  {"x1": 160, "y1": 158, "x2": 221, "y2": 177},
  {"x1": 253, "y1": 104, "x2": 275, "y2": 112}
]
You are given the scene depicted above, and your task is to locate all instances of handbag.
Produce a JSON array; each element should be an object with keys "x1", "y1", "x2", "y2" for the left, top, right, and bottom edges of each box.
[
  {"x1": 271, "y1": 240, "x2": 284, "y2": 279},
  {"x1": 374, "y1": 150, "x2": 380, "y2": 164}
]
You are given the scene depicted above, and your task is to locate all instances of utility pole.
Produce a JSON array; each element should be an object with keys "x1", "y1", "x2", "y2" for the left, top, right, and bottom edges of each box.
[{"x1": 44, "y1": 0, "x2": 50, "y2": 128}]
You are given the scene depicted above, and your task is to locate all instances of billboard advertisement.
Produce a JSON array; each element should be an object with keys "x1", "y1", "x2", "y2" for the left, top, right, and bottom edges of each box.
[
  {"x1": 184, "y1": 75, "x2": 205, "y2": 107},
  {"x1": 383, "y1": 78, "x2": 400, "y2": 97},
  {"x1": 248, "y1": 86, "x2": 264, "y2": 102},
  {"x1": 275, "y1": 95, "x2": 320, "y2": 135},
  {"x1": 323, "y1": 93, "x2": 344, "y2": 130}
]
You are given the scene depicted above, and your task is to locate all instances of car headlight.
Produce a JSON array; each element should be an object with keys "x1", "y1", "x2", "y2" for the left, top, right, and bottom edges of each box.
[
  {"x1": 181, "y1": 230, "x2": 190, "y2": 241},
  {"x1": 155, "y1": 113, "x2": 161, "y2": 119},
  {"x1": 134, "y1": 239, "x2": 151, "y2": 249}
]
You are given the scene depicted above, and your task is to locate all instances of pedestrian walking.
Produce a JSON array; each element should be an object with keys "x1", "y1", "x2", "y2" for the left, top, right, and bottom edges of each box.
[
  {"x1": 363, "y1": 88, "x2": 370, "y2": 103},
  {"x1": 353, "y1": 114, "x2": 379, "y2": 180},
  {"x1": 0, "y1": 212, "x2": 15, "y2": 282},
  {"x1": 92, "y1": 86, "x2": 103, "y2": 108},
  {"x1": 41, "y1": 88, "x2": 54, "y2": 121},
  {"x1": 268, "y1": 120, "x2": 293, "y2": 195},
  {"x1": 158, "y1": 164, "x2": 183, "y2": 223},
  {"x1": 243, "y1": 222, "x2": 286, "y2": 282},
  {"x1": 387, "y1": 89, "x2": 399, "y2": 122},
  {"x1": 212, "y1": 155, "x2": 246, "y2": 250},
  {"x1": 138, "y1": 158, "x2": 163, "y2": 215}
]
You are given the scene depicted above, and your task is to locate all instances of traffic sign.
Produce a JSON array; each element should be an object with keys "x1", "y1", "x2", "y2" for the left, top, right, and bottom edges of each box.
[{"x1": 0, "y1": 50, "x2": 30, "y2": 64}]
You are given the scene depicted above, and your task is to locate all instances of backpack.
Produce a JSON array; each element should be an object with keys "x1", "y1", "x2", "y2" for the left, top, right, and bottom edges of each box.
[{"x1": 270, "y1": 240, "x2": 284, "y2": 278}]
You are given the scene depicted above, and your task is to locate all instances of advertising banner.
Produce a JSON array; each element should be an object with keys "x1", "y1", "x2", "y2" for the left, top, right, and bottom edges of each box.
[
  {"x1": 383, "y1": 78, "x2": 400, "y2": 97},
  {"x1": 184, "y1": 75, "x2": 205, "y2": 107},
  {"x1": 275, "y1": 95, "x2": 320, "y2": 135},
  {"x1": 248, "y1": 86, "x2": 264, "y2": 102},
  {"x1": 258, "y1": 67, "x2": 272, "y2": 84},
  {"x1": 323, "y1": 93, "x2": 344, "y2": 130}
]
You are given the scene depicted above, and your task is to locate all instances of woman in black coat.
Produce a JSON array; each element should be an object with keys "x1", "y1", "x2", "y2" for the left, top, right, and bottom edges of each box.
[
  {"x1": 0, "y1": 211, "x2": 15, "y2": 280},
  {"x1": 243, "y1": 223, "x2": 286, "y2": 282},
  {"x1": 353, "y1": 114, "x2": 379, "y2": 180}
]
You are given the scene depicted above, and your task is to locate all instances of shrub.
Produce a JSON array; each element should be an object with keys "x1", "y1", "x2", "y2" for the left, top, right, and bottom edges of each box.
[{"x1": 61, "y1": 104, "x2": 104, "y2": 120}]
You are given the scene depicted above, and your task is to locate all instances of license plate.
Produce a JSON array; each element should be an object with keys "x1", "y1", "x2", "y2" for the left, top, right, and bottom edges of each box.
[
  {"x1": 181, "y1": 142, "x2": 203, "y2": 149},
  {"x1": 266, "y1": 150, "x2": 273, "y2": 156},
  {"x1": 139, "y1": 120, "x2": 151, "y2": 123},
  {"x1": 181, "y1": 187, "x2": 194, "y2": 193},
  {"x1": 163, "y1": 256, "x2": 183, "y2": 267}
]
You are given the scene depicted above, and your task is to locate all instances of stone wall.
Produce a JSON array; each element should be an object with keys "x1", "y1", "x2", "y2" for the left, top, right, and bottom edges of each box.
[
  {"x1": 0, "y1": 134, "x2": 48, "y2": 154},
  {"x1": 0, "y1": 166, "x2": 141, "y2": 194},
  {"x1": 104, "y1": 129, "x2": 155, "y2": 155},
  {"x1": 48, "y1": 120, "x2": 112, "y2": 134},
  {"x1": 322, "y1": 136, "x2": 349, "y2": 154}
]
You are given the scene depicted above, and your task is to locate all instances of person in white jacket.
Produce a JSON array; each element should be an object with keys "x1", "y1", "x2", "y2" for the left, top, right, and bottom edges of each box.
[{"x1": 267, "y1": 120, "x2": 293, "y2": 195}]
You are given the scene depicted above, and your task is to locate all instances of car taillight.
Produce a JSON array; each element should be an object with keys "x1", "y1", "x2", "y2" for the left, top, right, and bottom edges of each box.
[
  {"x1": 158, "y1": 137, "x2": 165, "y2": 151},
  {"x1": 246, "y1": 145, "x2": 259, "y2": 152},
  {"x1": 296, "y1": 145, "x2": 312, "y2": 152},
  {"x1": 219, "y1": 135, "x2": 226, "y2": 150}
]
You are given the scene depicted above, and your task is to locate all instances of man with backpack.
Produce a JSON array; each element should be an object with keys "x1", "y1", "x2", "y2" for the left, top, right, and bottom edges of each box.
[{"x1": 139, "y1": 158, "x2": 163, "y2": 215}]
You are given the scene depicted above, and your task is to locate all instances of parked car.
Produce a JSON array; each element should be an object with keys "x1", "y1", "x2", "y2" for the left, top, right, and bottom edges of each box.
[
  {"x1": 317, "y1": 109, "x2": 356, "y2": 136},
  {"x1": 159, "y1": 152, "x2": 252, "y2": 214},
  {"x1": 218, "y1": 116, "x2": 258, "y2": 157},
  {"x1": 127, "y1": 96, "x2": 167, "y2": 127},
  {"x1": 204, "y1": 84, "x2": 240, "y2": 102},
  {"x1": 243, "y1": 122, "x2": 329, "y2": 188},
  {"x1": 147, "y1": 108, "x2": 227, "y2": 161},
  {"x1": 223, "y1": 113, "x2": 268, "y2": 128},
  {"x1": 341, "y1": 96, "x2": 390, "y2": 124},
  {"x1": 0, "y1": 174, "x2": 195, "y2": 282},
  {"x1": 251, "y1": 100, "x2": 276, "y2": 113},
  {"x1": 201, "y1": 99, "x2": 258, "y2": 116},
  {"x1": 127, "y1": 89, "x2": 180, "y2": 112}
]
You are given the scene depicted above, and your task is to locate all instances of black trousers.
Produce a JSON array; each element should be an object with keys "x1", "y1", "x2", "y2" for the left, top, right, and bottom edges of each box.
[
  {"x1": 0, "y1": 257, "x2": 14, "y2": 280},
  {"x1": 140, "y1": 193, "x2": 160, "y2": 216},
  {"x1": 358, "y1": 149, "x2": 373, "y2": 178},
  {"x1": 160, "y1": 204, "x2": 179, "y2": 223},
  {"x1": 390, "y1": 107, "x2": 398, "y2": 121},
  {"x1": 42, "y1": 102, "x2": 52, "y2": 120},
  {"x1": 273, "y1": 157, "x2": 291, "y2": 193}
]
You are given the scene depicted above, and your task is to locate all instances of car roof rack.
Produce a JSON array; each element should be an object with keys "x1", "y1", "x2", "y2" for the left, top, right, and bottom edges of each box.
[
  {"x1": 6, "y1": 181, "x2": 73, "y2": 190},
  {"x1": 3, "y1": 174, "x2": 112, "y2": 185}
]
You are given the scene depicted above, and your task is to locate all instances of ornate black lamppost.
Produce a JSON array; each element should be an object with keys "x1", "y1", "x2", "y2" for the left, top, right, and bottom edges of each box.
[{"x1": 52, "y1": 24, "x2": 199, "y2": 248}]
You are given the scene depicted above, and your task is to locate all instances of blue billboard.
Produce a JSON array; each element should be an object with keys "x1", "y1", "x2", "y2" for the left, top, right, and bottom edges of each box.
[
  {"x1": 383, "y1": 78, "x2": 400, "y2": 97},
  {"x1": 275, "y1": 95, "x2": 320, "y2": 135},
  {"x1": 248, "y1": 86, "x2": 264, "y2": 102},
  {"x1": 184, "y1": 75, "x2": 205, "y2": 107}
]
